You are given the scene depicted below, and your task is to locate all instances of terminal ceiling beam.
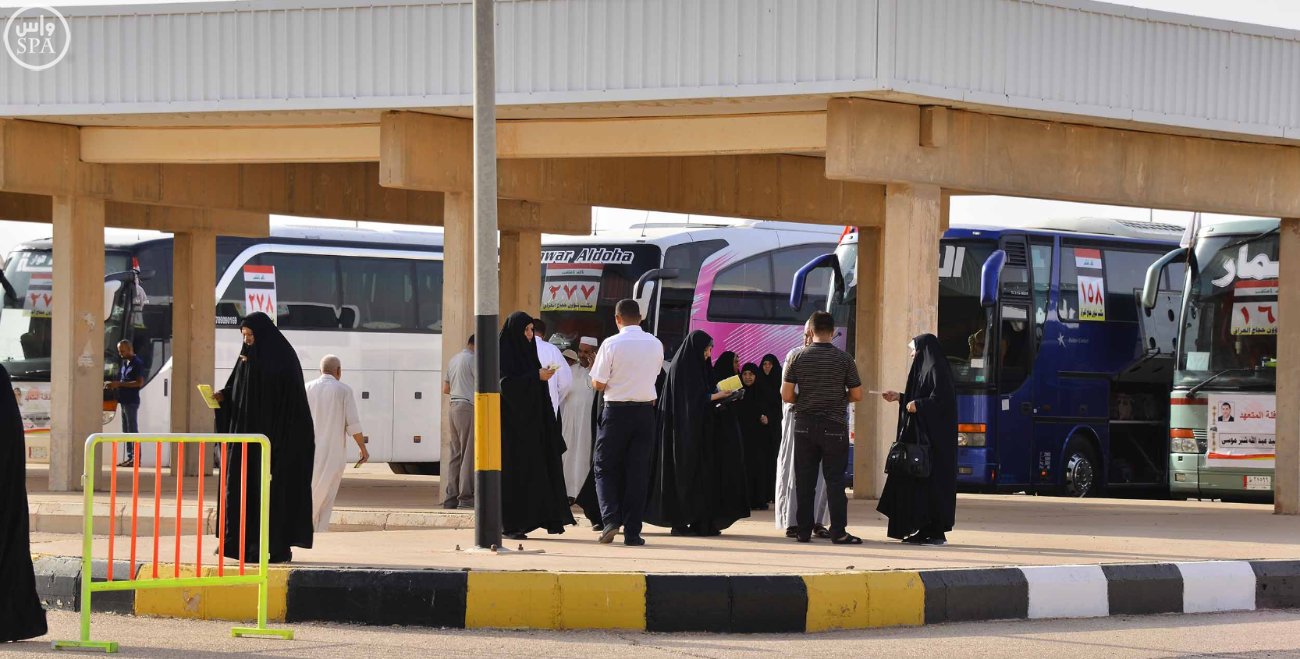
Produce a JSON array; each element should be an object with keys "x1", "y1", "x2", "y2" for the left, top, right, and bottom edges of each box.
[
  {"x1": 79, "y1": 113, "x2": 827, "y2": 164},
  {"x1": 826, "y1": 98, "x2": 1300, "y2": 218},
  {"x1": 380, "y1": 112, "x2": 881, "y2": 226},
  {"x1": 0, "y1": 192, "x2": 269, "y2": 237}
]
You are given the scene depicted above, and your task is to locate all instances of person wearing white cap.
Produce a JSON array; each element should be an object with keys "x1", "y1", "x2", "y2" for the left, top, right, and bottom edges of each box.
[{"x1": 560, "y1": 343, "x2": 597, "y2": 502}]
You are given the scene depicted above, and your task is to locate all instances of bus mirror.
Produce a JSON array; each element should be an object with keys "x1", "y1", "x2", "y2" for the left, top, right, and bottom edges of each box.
[
  {"x1": 633, "y1": 268, "x2": 679, "y2": 312},
  {"x1": 979, "y1": 250, "x2": 1006, "y2": 308},
  {"x1": 789, "y1": 253, "x2": 840, "y2": 311},
  {"x1": 1142, "y1": 247, "x2": 1186, "y2": 310}
]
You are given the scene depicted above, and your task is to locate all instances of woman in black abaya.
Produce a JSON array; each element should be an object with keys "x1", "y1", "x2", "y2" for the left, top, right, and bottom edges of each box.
[
  {"x1": 499, "y1": 311, "x2": 574, "y2": 539},
  {"x1": 877, "y1": 334, "x2": 959, "y2": 545},
  {"x1": 708, "y1": 352, "x2": 752, "y2": 532},
  {"x1": 758, "y1": 353, "x2": 784, "y2": 504},
  {"x1": 646, "y1": 332, "x2": 748, "y2": 535},
  {"x1": 737, "y1": 363, "x2": 769, "y2": 510},
  {"x1": 0, "y1": 365, "x2": 47, "y2": 643},
  {"x1": 214, "y1": 312, "x2": 315, "y2": 564}
]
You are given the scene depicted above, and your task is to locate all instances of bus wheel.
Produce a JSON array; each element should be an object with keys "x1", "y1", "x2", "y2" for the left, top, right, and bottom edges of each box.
[
  {"x1": 1061, "y1": 438, "x2": 1099, "y2": 498},
  {"x1": 390, "y1": 462, "x2": 440, "y2": 476},
  {"x1": 388, "y1": 463, "x2": 409, "y2": 475}
]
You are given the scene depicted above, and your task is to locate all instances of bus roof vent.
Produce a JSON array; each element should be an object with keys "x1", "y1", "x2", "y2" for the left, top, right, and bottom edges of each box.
[{"x1": 1004, "y1": 241, "x2": 1028, "y2": 268}]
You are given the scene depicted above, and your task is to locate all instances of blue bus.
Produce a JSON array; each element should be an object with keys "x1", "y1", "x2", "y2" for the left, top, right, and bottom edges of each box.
[{"x1": 792, "y1": 218, "x2": 1186, "y2": 496}]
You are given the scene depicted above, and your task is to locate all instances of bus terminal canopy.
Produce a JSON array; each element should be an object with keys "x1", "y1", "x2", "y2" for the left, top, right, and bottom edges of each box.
[{"x1": 3, "y1": 0, "x2": 1300, "y2": 515}]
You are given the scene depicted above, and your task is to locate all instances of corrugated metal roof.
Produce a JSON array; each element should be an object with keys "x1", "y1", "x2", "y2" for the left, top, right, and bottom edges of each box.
[{"x1": 1, "y1": 0, "x2": 1298, "y2": 141}]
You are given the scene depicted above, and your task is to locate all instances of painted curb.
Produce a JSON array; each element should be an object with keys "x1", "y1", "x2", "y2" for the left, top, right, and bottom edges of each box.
[{"x1": 32, "y1": 557, "x2": 1300, "y2": 633}]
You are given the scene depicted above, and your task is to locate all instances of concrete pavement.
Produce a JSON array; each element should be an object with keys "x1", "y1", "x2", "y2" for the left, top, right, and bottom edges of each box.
[{"x1": 17, "y1": 608, "x2": 1300, "y2": 657}]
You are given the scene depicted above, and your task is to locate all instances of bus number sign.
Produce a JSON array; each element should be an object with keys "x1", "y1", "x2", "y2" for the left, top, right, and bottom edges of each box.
[
  {"x1": 243, "y1": 265, "x2": 278, "y2": 323},
  {"x1": 1077, "y1": 275, "x2": 1105, "y2": 321}
]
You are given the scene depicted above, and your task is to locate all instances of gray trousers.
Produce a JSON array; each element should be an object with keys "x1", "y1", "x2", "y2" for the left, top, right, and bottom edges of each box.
[{"x1": 445, "y1": 401, "x2": 476, "y2": 505}]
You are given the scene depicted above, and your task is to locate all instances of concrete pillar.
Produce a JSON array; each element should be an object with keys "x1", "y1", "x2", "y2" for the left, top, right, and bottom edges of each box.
[
  {"x1": 499, "y1": 230, "x2": 542, "y2": 319},
  {"x1": 170, "y1": 231, "x2": 216, "y2": 477},
  {"x1": 854, "y1": 184, "x2": 943, "y2": 498},
  {"x1": 1276, "y1": 217, "x2": 1300, "y2": 514},
  {"x1": 440, "y1": 193, "x2": 474, "y2": 483},
  {"x1": 49, "y1": 196, "x2": 106, "y2": 492}
]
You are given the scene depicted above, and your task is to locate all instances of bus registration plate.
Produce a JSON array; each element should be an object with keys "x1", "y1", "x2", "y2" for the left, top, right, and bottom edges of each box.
[{"x1": 1245, "y1": 475, "x2": 1272, "y2": 491}]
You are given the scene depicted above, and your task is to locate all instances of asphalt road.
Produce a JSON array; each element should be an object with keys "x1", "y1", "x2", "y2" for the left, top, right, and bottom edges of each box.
[{"x1": 5, "y1": 610, "x2": 1300, "y2": 658}]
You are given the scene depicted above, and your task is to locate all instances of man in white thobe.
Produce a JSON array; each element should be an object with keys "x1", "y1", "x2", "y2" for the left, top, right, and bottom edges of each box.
[
  {"x1": 532, "y1": 317, "x2": 571, "y2": 416},
  {"x1": 305, "y1": 354, "x2": 368, "y2": 531},
  {"x1": 559, "y1": 340, "x2": 598, "y2": 500}
]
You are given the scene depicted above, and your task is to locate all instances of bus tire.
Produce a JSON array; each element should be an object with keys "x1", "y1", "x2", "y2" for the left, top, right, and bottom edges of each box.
[
  {"x1": 388, "y1": 463, "x2": 410, "y2": 475},
  {"x1": 1060, "y1": 437, "x2": 1100, "y2": 498},
  {"x1": 390, "y1": 461, "x2": 440, "y2": 476}
]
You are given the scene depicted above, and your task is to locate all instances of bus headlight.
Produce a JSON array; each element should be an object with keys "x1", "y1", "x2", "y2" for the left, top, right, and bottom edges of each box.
[
  {"x1": 957, "y1": 424, "x2": 986, "y2": 448},
  {"x1": 1170, "y1": 429, "x2": 1198, "y2": 454}
]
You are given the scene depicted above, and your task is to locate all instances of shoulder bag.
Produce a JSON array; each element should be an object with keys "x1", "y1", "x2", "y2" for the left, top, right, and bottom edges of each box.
[{"x1": 884, "y1": 411, "x2": 932, "y2": 478}]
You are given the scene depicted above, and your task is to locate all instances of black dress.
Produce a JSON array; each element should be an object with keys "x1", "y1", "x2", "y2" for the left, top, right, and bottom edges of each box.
[
  {"x1": 737, "y1": 364, "x2": 769, "y2": 509},
  {"x1": 758, "y1": 354, "x2": 784, "y2": 503},
  {"x1": 0, "y1": 365, "x2": 47, "y2": 642},
  {"x1": 499, "y1": 311, "x2": 575, "y2": 536},
  {"x1": 876, "y1": 333, "x2": 959, "y2": 540},
  {"x1": 216, "y1": 312, "x2": 315, "y2": 563},
  {"x1": 707, "y1": 353, "x2": 751, "y2": 533}
]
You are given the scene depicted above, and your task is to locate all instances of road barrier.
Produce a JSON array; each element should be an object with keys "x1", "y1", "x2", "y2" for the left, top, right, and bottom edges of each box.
[{"x1": 53, "y1": 433, "x2": 293, "y2": 653}]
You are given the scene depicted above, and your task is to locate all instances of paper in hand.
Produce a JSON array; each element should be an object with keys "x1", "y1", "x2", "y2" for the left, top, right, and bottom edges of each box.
[
  {"x1": 197, "y1": 384, "x2": 221, "y2": 410},
  {"x1": 716, "y1": 375, "x2": 743, "y2": 392}
]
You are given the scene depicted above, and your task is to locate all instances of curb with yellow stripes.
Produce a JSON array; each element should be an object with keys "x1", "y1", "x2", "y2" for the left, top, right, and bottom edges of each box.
[{"x1": 31, "y1": 557, "x2": 1300, "y2": 633}]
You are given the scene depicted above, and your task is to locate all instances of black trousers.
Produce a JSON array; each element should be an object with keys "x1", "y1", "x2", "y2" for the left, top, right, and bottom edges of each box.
[
  {"x1": 594, "y1": 404, "x2": 655, "y2": 539},
  {"x1": 793, "y1": 413, "x2": 850, "y2": 537}
]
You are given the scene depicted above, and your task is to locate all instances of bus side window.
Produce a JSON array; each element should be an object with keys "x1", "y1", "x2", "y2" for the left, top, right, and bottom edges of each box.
[
  {"x1": 658, "y1": 240, "x2": 726, "y2": 355},
  {"x1": 1102, "y1": 249, "x2": 1154, "y2": 323},
  {"x1": 998, "y1": 304, "x2": 1032, "y2": 391},
  {"x1": 1029, "y1": 241, "x2": 1052, "y2": 350}
]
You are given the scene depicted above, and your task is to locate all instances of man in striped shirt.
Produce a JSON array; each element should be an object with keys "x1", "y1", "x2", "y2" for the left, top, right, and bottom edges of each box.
[{"x1": 781, "y1": 311, "x2": 863, "y2": 545}]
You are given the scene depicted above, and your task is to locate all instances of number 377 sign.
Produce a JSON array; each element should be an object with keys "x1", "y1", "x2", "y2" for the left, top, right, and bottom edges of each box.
[{"x1": 243, "y1": 265, "x2": 278, "y2": 323}]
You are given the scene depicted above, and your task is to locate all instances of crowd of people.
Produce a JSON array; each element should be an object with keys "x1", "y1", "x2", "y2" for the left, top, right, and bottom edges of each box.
[
  {"x1": 0, "y1": 298, "x2": 961, "y2": 643},
  {"x1": 492, "y1": 299, "x2": 960, "y2": 548}
]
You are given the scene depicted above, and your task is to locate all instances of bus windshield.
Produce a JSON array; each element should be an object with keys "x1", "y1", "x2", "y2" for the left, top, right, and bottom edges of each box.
[
  {"x1": 539, "y1": 244, "x2": 662, "y2": 348},
  {"x1": 1177, "y1": 231, "x2": 1279, "y2": 390},
  {"x1": 936, "y1": 240, "x2": 997, "y2": 388},
  {"x1": 0, "y1": 249, "x2": 132, "y2": 380}
]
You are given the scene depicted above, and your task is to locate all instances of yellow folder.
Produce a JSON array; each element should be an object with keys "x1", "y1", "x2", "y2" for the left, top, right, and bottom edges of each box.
[
  {"x1": 716, "y1": 375, "x2": 742, "y2": 392},
  {"x1": 197, "y1": 384, "x2": 221, "y2": 410}
]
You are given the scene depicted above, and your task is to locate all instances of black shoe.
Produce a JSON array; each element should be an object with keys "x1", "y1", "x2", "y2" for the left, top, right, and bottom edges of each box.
[
  {"x1": 785, "y1": 526, "x2": 798, "y2": 538},
  {"x1": 592, "y1": 523, "x2": 604, "y2": 532},
  {"x1": 831, "y1": 533, "x2": 863, "y2": 545},
  {"x1": 756, "y1": 503, "x2": 769, "y2": 511},
  {"x1": 813, "y1": 524, "x2": 832, "y2": 539},
  {"x1": 546, "y1": 526, "x2": 565, "y2": 535},
  {"x1": 923, "y1": 533, "x2": 948, "y2": 546},
  {"x1": 598, "y1": 525, "x2": 619, "y2": 544},
  {"x1": 442, "y1": 501, "x2": 459, "y2": 510},
  {"x1": 670, "y1": 527, "x2": 691, "y2": 537},
  {"x1": 902, "y1": 534, "x2": 927, "y2": 545},
  {"x1": 796, "y1": 530, "x2": 812, "y2": 543},
  {"x1": 504, "y1": 531, "x2": 528, "y2": 540},
  {"x1": 624, "y1": 536, "x2": 646, "y2": 547},
  {"x1": 458, "y1": 501, "x2": 475, "y2": 510}
]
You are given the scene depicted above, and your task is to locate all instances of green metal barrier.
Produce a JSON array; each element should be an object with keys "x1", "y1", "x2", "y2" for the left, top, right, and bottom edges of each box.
[{"x1": 52, "y1": 433, "x2": 293, "y2": 653}]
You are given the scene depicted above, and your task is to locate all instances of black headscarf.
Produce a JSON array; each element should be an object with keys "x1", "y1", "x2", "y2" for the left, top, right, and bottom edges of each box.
[
  {"x1": 645, "y1": 330, "x2": 715, "y2": 528},
  {"x1": 216, "y1": 312, "x2": 315, "y2": 562},
  {"x1": 499, "y1": 311, "x2": 541, "y2": 378},
  {"x1": 712, "y1": 351, "x2": 739, "y2": 385},
  {"x1": 877, "y1": 333, "x2": 959, "y2": 540},
  {"x1": 0, "y1": 365, "x2": 47, "y2": 642}
]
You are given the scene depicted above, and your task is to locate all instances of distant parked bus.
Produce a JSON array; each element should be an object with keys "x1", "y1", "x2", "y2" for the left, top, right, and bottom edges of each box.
[
  {"x1": 539, "y1": 220, "x2": 843, "y2": 363},
  {"x1": 4, "y1": 226, "x2": 446, "y2": 475},
  {"x1": 1143, "y1": 219, "x2": 1279, "y2": 502},
  {"x1": 792, "y1": 218, "x2": 1186, "y2": 496}
]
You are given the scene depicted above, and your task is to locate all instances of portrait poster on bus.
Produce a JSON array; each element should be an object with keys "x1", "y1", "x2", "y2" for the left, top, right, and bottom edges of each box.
[
  {"x1": 541, "y1": 264, "x2": 602, "y2": 312},
  {"x1": 1229, "y1": 280, "x2": 1279, "y2": 336},
  {"x1": 243, "y1": 265, "x2": 278, "y2": 323},
  {"x1": 1207, "y1": 393, "x2": 1276, "y2": 470}
]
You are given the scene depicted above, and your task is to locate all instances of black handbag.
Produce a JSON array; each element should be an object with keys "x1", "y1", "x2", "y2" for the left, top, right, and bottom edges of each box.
[{"x1": 885, "y1": 412, "x2": 932, "y2": 478}]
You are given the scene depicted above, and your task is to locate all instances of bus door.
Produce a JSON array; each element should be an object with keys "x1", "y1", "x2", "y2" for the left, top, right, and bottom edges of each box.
[
  {"x1": 103, "y1": 270, "x2": 143, "y2": 420},
  {"x1": 992, "y1": 237, "x2": 1036, "y2": 486}
]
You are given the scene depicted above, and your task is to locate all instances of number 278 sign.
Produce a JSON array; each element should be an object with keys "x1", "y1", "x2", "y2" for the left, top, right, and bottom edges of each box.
[{"x1": 243, "y1": 265, "x2": 278, "y2": 323}]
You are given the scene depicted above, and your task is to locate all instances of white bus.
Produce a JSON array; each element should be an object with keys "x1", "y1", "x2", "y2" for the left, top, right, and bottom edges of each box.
[
  {"x1": 4, "y1": 226, "x2": 446, "y2": 475},
  {"x1": 539, "y1": 220, "x2": 844, "y2": 364}
]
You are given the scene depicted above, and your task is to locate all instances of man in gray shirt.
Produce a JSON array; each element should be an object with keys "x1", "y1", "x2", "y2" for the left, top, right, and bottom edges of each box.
[{"x1": 441, "y1": 335, "x2": 476, "y2": 509}]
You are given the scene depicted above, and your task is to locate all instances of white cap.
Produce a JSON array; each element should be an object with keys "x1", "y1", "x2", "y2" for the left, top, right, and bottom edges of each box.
[
  {"x1": 562, "y1": 349, "x2": 579, "y2": 362},
  {"x1": 580, "y1": 336, "x2": 598, "y2": 347}
]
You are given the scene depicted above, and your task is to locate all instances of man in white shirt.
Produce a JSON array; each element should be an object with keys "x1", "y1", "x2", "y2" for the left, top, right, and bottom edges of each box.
[
  {"x1": 589, "y1": 300, "x2": 664, "y2": 547},
  {"x1": 305, "y1": 355, "x2": 368, "y2": 532},
  {"x1": 532, "y1": 318, "x2": 572, "y2": 416},
  {"x1": 560, "y1": 345, "x2": 597, "y2": 501}
]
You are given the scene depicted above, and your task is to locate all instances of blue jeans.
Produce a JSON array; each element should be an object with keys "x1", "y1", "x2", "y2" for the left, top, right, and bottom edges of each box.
[{"x1": 120, "y1": 402, "x2": 139, "y2": 460}]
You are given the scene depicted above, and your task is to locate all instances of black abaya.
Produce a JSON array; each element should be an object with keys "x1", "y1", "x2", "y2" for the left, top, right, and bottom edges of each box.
[
  {"x1": 758, "y1": 354, "x2": 784, "y2": 502},
  {"x1": 216, "y1": 312, "x2": 315, "y2": 563},
  {"x1": 707, "y1": 353, "x2": 751, "y2": 532},
  {"x1": 499, "y1": 311, "x2": 575, "y2": 535},
  {"x1": 737, "y1": 364, "x2": 768, "y2": 509},
  {"x1": 876, "y1": 334, "x2": 959, "y2": 540},
  {"x1": 0, "y1": 365, "x2": 47, "y2": 642}
]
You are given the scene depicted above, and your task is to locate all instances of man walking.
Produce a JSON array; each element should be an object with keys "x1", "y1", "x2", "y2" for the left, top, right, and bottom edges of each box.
[
  {"x1": 105, "y1": 340, "x2": 144, "y2": 467},
  {"x1": 589, "y1": 300, "x2": 663, "y2": 546},
  {"x1": 441, "y1": 335, "x2": 476, "y2": 510},
  {"x1": 306, "y1": 355, "x2": 368, "y2": 531},
  {"x1": 781, "y1": 311, "x2": 864, "y2": 545}
]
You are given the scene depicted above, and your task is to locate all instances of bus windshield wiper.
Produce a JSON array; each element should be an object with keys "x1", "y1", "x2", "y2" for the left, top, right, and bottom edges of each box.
[{"x1": 1186, "y1": 368, "x2": 1255, "y2": 398}]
